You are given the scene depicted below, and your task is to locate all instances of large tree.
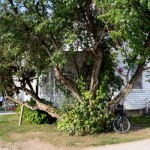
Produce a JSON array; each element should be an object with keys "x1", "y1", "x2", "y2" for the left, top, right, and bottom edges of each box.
[{"x1": 0, "y1": 0, "x2": 150, "y2": 120}]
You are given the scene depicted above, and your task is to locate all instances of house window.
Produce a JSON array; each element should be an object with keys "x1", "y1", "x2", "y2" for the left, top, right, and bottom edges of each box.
[{"x1": 131, "y1": 66, "x2": 143, "y2": 89}]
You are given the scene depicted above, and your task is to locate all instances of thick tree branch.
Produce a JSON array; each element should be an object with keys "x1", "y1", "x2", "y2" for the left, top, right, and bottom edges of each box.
[
  {"x1": 144, "y1": 67, "x2": 150, "y2": 71},
  {"x1": 54, "y1": 67, "x2": 82, "y2": 102},
  {"x1": 25, "y1": 78, "x2": 35, "y2": 93},
  {"x1": 110, "y1": 31, "x2": 150, "y2": 112},
  {"x1": 8, "y1": 0, "x2": 18, "y2": 14},
  {"x1": 6, "y1": 94, "x2": 60, "y2": 118},
  {"x1": 6, "y1": 95, "x2": 23, "y2": 105},
  {"x1": 90, "y1": 48, "x2": 102, "y2": 96},
  {"x1": 85, "y1": 0, "x2": 97, "y2": 41},
  {"x1": 6, "y1": 94, "x2": 38, "y2": 110},
  {"x1": 12, "y1": 86, "x2": 61, "y2": 118},
  {"x1": 110, "y1": 63, "x2": 145, "y2": 111}
]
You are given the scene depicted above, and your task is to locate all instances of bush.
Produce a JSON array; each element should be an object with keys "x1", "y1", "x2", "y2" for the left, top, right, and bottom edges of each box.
[
  {"x1": 16, "y1": 105, "x2": 56, "y2": 124},
  {"x1": 57, "y1": 99, "x2": 113, "y2": 135}
]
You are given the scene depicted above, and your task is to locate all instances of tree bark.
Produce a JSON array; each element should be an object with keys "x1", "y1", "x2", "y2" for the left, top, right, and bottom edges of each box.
[
  {"x1": 36, "y1": 101, "x2": 60, "y2": 119},
  {"x1": 110, "y1": 31, "x2": 150, "y2": 112},
  {"x1": 90, "y1": 48, "x2": 103, "y2": 97},
  {"x1": 110, "y1": 63, "x2": 145, "y2": 112},
  {"x1": 6, "y1": 88, "x2": 61, "y2": 119},
  {"x1": 54, "y1": 67, "x2": 82, "y2": 102},
  {"x1": 85, "y1": 0, "x2": 103, "y2": 97},
  {"x1": 86, "y1": 0, "x2": 97, "y2": 41}
]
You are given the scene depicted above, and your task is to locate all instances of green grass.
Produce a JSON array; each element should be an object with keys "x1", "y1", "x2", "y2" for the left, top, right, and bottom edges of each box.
[
  {"x1": 0, "y1": 114, "x2": 150, "y2": 148},
  {"x1": 130, "y1": 116, "x2": 150, "y2": 126},
  {"x1": 0, "y1": 114, "x2": 53, "y2": 142},
  {"x1": 0, "y1": 107, "x2": 5, "y2": 111}
]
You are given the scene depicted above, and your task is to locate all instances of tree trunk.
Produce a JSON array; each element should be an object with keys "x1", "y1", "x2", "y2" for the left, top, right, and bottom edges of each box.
[
  {"x1": 110, "y1": 63, "x2": 145, "y2": 112},
  {"x1": 54, "y1": 67, "x2": 82, "y2": 102},
  {"x1": 90, "y1": 48, "x2": 102, "y2": 97}
]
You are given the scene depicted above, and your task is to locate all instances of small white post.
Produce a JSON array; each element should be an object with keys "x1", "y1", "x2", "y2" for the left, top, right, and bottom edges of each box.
[{"x1": 18, "y1": 105, "x2": 24, "y2": 125}]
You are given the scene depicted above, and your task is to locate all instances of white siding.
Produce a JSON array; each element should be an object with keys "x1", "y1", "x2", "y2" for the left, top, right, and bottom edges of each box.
[
  {"x1": 124, "y1": 68, "x2": 150, "y2": 110},
  {"x1": 14, "y1": 77, "x2": 37, "y2": 101},
  {"x1": 39, "y1": 72, "x2": 66, "y2": 108},
  {"x1": 116, "y1": 52, "x2": 150, "y2": 110}
]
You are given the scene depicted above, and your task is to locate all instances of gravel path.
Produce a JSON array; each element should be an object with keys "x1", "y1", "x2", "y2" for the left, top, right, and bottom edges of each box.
[{"x1": 0, "y1": 138, "x2": 150, "y2": 150}]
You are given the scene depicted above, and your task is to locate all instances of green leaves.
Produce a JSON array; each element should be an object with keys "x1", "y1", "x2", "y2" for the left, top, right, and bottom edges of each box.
[
  {"x1": 76, "y1": 76, "x2": 86, "y2": 94},
  {"x1": 51, "y1": 51, "x2": 67, "y2": 66},
  {"x1": 16, "y1": 105, "x2": 54, "y2": 124},
  {"x1": 57, "y1": 99, "x2": 113, "y2": 135},
  {"x1": 34, "y1": 19, "x2": 51, "y2": 33},
  {"x1": 99, "y1": 0, "x2": 150, "y2": 70}
]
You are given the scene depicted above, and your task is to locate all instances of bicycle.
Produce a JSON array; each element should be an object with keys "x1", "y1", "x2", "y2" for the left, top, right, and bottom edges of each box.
[{"x1": 112, "y1": 104, "x2": 130, "y2": 133}]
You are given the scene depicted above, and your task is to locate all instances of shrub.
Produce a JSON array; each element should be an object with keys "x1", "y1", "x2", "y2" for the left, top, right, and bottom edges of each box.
[
  {"x1": 16, "y1": 105, "x2": 56, "y2": 124},
  {"x1": 57, "y1": 99, "x2": 113, "y2": 135},
  {"x1": 57, "y1": 77, "x2": 113, "y2": 135}
]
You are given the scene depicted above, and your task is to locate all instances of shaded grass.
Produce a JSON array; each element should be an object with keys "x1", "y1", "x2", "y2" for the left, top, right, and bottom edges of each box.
[
  {"x1": 0, "y1": 114, "x2": 150, "y2": 148},
  {"x1": 0, "y1": 107, "x2": 5, "y2": 111},
  {"x1": 130, "y1": 116, "x2": 150, "y2": 126}
]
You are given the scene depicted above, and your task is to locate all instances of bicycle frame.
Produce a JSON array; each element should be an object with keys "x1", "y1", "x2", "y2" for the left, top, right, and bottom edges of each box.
[{"x1": 113, "y1": 103, "x2": 130, "y2": 133}]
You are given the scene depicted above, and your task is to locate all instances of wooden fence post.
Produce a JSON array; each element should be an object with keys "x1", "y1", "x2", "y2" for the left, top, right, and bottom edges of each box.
[{"x1": 18, "y1": 105, "x2": 24, "y2": 125}]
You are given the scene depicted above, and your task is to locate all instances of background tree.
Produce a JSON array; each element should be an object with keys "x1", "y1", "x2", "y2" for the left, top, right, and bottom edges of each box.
[{"x1": 99, "y1": 0, "x2": 150, "y2": 110}]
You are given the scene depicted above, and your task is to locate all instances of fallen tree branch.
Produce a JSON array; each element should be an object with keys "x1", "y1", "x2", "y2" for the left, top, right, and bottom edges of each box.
[{"x1": 6, "y1": 92, "x2": 61, "y2": 119}]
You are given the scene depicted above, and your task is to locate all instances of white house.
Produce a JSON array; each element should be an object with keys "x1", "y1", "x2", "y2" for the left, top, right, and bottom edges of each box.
[
  {"x1": 114, "y1": 51, "x2": 150, "y2": 114},
  {"x1": 124, "y1": 69, "x2": 150, "y2": 111}
]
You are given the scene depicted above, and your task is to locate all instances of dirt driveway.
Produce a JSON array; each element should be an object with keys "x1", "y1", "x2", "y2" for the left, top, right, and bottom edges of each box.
[
  {"x1": 0, "y1": 138, "x2": 150, "y2": 150},
  {"x1": 84, "y1": 139, "x2": 150, "y2": 150}
]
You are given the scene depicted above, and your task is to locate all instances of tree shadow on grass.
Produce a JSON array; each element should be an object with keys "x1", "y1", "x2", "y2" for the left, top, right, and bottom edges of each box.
[{"x1": 129, "y1": 117, "x2": 150, "y2": 132}]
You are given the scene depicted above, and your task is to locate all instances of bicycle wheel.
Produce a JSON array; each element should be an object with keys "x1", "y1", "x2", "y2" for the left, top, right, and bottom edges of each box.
[{"x1": 113, "y1": 116, "x2": 130, "y2": 133}]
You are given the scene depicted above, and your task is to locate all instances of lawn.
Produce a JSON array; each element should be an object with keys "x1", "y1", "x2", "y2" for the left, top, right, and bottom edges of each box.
[
  {"x1": 0, "y1": 107, "x2": 5, "y2": 111},
  {"x1": 0, "y1": 114, "x2": 150, "y2": 148}
]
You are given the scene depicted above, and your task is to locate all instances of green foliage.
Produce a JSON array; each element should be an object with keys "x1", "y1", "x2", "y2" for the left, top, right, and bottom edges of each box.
[
  {"x1": 98, "y1": 48, "x2": 124, "y2": 99},
  {"x1": 57, "y1": 73, "x2": 118, "y2": 136},
  {"x1": 16, "y1": 105, "x2": 55, "y2": 124},
  {"x1": 27, "y1": 98, "x2": 36, "y2": 106},
  {"x1": 57, "y1": 98, "x2": 113, "y2": 135},
  {"x1": 76, "y1": 76, "x2": 86, "y2": 94},
  {"x1": 99, "y1": 0, "x2": 150, "y2": 64},
  {"x1": 131, "y1": 116, "x2": 150, "y2": 126},
  {"x1": 51, "y1": 51, "x2": 67, "y2": 67}
]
